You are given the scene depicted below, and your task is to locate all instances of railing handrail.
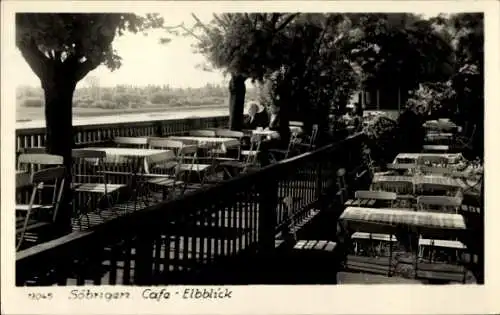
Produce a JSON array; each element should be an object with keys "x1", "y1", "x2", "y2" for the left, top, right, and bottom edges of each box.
[
  {"x1": 16, "y1": 111, "x2": 228, "y2": 133},
  {"x1": 16, "y1": 133, "x2": 365, "y2": 267}
]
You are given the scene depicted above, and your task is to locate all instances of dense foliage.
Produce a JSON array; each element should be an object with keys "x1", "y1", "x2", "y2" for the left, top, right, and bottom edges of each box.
[
  {"x1": 187, "y1": 13, "x2": 470, "y2": 138},
  {"x1": 16, "y1": 84, "x2": 259, "y2": 110}
]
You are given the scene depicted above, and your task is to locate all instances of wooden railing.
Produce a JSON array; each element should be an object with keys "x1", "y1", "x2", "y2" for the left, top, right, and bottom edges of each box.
[
  {"x1": 16, "y1": 114, "x2": 230, "y2": 151},
  {"x1": 15, "y1": 134, "x2": 368, "y2": 286}
]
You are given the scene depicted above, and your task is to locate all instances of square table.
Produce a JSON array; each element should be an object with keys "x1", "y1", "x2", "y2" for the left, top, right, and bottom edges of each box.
[
  {"x1": 83, "y1": 147, "x2": 176, "y2": 210},
  {"x1": 168, "y1": 136, "x2": 240, "y2": 153},
  {"x1": 85, "y1": 147, "x2": 175, "y2": 173}
]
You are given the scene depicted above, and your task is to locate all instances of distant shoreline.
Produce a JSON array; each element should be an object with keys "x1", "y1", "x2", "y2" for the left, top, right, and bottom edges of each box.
[{"x1": 16, "y1": 103, "x2": 227, "y2": 122}]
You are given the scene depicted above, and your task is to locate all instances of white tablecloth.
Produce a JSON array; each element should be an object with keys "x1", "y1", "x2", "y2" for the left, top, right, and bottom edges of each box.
[
  {"x1": 168, "y1": 136, "x2": 240, "y2": 152},
  {"x1": 85, "y1": 147, "x2": 175, "y2": 171}
]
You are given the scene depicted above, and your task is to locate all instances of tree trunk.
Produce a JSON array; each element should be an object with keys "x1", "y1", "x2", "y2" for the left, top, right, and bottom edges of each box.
[
  {"x1": 42, "y1": 75, "x2": 76, "y2": 235},
  {"x1": 228, "y1": 74, "x2": 246, "y2": 131}
]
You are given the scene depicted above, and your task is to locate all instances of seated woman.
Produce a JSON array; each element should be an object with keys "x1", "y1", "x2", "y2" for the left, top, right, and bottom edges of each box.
[
  {"x1": 258, "y1": 104, "x2": 291, "y2": 166},
  {"x1": 244, "y1": 101, "x2": 269, "y2": 129},
  {"x1": 241, "y1": 102, "x2": 269, "y2": 149}
]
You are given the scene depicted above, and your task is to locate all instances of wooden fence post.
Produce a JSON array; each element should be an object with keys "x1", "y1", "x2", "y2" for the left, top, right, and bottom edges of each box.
[
  {"x1": 258, "y1": 176, "x2": 278, "y2": 255},
  {"x1": 134, "y1": 229, "x2": 155, "y2": 285}
]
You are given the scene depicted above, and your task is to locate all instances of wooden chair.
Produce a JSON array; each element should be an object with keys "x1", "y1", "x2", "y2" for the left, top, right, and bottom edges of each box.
[
  {"x1": 113, "y1": 136, "x2": 148, "y2": 148},
  {"x1": 71, "y1": 149, "x2": 127, "y2": 227},
  {"x1": 189, "y1": 129, "x2": 216, "y2": 137},
  {"x1": 16, "y1": 166, "x2": 66, "y2": 251},
  {"x1": 416, "y1": 196, "x2": 461, "y2": 214}
]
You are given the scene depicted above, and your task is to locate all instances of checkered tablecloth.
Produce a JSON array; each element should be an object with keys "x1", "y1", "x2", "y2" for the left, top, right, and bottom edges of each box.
[
  {"x1": 372, "y1": 175, "x2": 414, "y2": 183},
  {"x1": 341, "y1": 207, "x2": 466, "y2": 230},
  {"x1": 414, "y1": 175, "x2": 467, "y2": 189}
]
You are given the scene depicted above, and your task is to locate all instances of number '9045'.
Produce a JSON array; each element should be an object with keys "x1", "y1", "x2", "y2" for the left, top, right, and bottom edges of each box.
[{"x1": 28, "y1": 292, "x2": 53, "y2": 300}]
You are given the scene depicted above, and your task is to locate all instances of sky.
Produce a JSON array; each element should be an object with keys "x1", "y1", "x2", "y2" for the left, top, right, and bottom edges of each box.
[{"x1": 11, "y1": 10, "x2": 444, "y2": 89}]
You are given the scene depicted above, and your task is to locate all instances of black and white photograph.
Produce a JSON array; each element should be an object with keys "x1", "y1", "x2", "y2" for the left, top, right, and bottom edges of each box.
[{"x1": 1, "y1": 0, "x2": 498, "y2": 313}]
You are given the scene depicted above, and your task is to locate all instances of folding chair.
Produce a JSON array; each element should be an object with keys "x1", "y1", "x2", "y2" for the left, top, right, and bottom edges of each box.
[
  {"x1": 149, "y1": 138, "x2": 211, "y2": 187},
  {"x1": 16, "y1": 166, "x2": 66, "y2": 251},
  {"x1": 455, "y1": 124, "x2": 476, "y2": 150},
  {"x1": 296, "y1": 124, "x2": 319, "y2": 152},
  {"x1": 336, "y1": 168, "x2": 348, "y2": 205},
  {"x1": 221, "y1": 134, "x2": 262, "y2": 177},
  {"x1": 269, "y1": 132, "x2": 300, "y2": 162},
  {"x1": 189, "y1": 129, "x2": 216, "y2": 137},
  {"x1": 71, "y1": 149, "x2": 127, "y2": 228},
  {"x1": 114, "y1": 136, "x2": 149, "y2": 148}
]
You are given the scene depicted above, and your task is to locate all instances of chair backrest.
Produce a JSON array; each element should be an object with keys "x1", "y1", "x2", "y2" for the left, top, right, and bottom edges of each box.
[
  {"x1": 189, "y1": 129, "x2": 216, "y2": 137},
  {"x1": 215, "y1": 129, "x2": 244, "y2": 139},
  {"x1": 417, "y1": 196, "x2": 461, "y2": 213},
  {"x1": 32, "y1": 166, "x2": 66, "y2": 184},
  {"x1": 245, "y1": 135, "x2": 263, "y2": 165},
  {"x1": 114, "y1": 136, "x2": 149, "y2": 148},
  {"x1": 71, "y1": 149, "x2": 107, "y2": 183},
  {"x1": 386, "y1": 163, "x2": 417, "y2": 171},
  {"x1": 417, "y1": 155, "x2": 448, "y2": 166},
  {"x1": 310, "y1": 124, "x2": 319, "y2": 145},
  {"x1": 420, "y1": 166, "x2": 454, "y2": 176},
  {"x1": 422, "y1": 145, "x2": 450, "y2": 153},
  {"x1": 371, "y1": 180, "x2": 413, "y2": 195},
  {"x1": 355, "y1": 190, "x2": 397, "y2": 201},
  {"x1": 17, "y1": 166, "x2": 67, "y2": 251},
  {"x1": 32, "y1": 166, "x2": 67, "y2": 221},
  {"x1": 21, "y1": 147, "x2": 46, "y2": 154},
  {"x1": 290, "y1": 121, "x2": 304, "y2": 127},
  {"x1": 72, "y1": 149, "x2": 106, "y2": 159},
  {"x1": 18, "y1": 153, "x2": 64, "y2": 174},
  {"x1": 18, "y1": 153, "x2": 64, "y2": 165},
  {"x1": 149, "y1": 138, "x2": 185, "y2": 150}
]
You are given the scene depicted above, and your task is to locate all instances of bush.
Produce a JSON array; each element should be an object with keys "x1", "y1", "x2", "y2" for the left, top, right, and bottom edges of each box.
[
  {"x1": 21, "y1": 97, "x2": 44, "y2": 107},
  {"x1": 362, "y1": 114, "x2": 399, "y2": 166},
  {"x1": 150, "y1": 92, "x2": 173, "y2": 105}
]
